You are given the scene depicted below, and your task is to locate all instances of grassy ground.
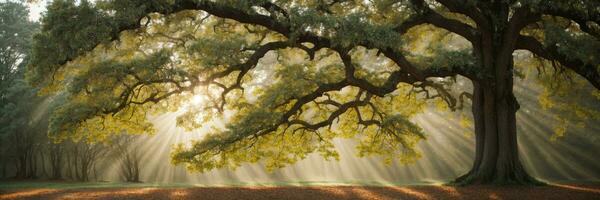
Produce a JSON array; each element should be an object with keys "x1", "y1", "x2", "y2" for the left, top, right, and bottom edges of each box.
[{"x1": 1, "y1": 181, "x2": 599, "y2": 200}]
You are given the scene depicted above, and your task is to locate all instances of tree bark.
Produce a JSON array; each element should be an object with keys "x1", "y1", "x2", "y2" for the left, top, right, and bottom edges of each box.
[{"x1": 452, "y1": 79, "x2": 542, "y2": 185}]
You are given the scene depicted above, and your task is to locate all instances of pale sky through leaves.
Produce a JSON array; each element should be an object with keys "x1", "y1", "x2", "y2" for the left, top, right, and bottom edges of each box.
[{"x1": 26, "y1": 0, "x2": 46, "y2": 21}]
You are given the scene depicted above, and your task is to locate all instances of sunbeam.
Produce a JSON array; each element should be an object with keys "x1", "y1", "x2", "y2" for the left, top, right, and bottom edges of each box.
[{"x1": 90, "y1": 73, "x2": 599, "y2": 185}]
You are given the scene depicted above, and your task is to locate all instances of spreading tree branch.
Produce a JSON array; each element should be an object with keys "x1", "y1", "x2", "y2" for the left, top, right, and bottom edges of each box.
[{"x1": 516, "y1": 35, "x2": 600, "y2": 90}]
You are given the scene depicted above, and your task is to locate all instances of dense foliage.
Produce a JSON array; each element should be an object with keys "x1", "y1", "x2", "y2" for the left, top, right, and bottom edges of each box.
[{"x1": 24, "y1": 0, "x2": 600, "y2": 184}]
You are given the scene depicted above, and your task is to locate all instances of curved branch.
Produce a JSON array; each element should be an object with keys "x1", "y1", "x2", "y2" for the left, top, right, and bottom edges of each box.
[
  {"x1": 516, "y1": 35, "x2": 600, "y2": 90},
  {"x1": 433, "y1": 0, "x2": 489, "y2": 29},
  {"x1": 407, "y1": 0, "x2": 478, "y2": 43},
  {"x1": 536, "y1": 2, "x2": 600, "y2": 39},
  {"x1": 258, "y1": 1, "x2": 289, "y2": 19},
  {"x1": 49, "y1": 0, "x2": 292, "y2": 69},
  {"x1": 104, "y1": 41, "x2": 292, "y2": 116},
  {"x1": 289, "y1": 93, "x2": 373, "y2": 130},
  {"x1": 212, "y1": 41, "x2": 291, "y2": 111}
]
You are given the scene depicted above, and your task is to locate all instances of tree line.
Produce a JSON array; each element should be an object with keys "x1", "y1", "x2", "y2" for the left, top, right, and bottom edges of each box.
[{"x1": 0, "y1": 1, "x2": 142, "y2": 183}]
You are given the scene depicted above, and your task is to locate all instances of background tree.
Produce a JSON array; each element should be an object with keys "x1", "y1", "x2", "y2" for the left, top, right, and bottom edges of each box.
[
  {"x1": 111, "y1": 134, "x2": 143, "y2": 183},
  {"x1": 43, "y1": 140, "x2": 65, "y2": 180},
  {"x1": 0, "y1": 1, "x2": 36, "y2": 91},
  {"x1": 0, "y1": 1, "x2": 40, "y2": 180},
  {"x1": 63, "y1": 140, "x2": 108, "y2": 182},
  {"x1": 1, "y1": 80, "x2": 45, "y2": 179},
  {"x1": 27, "y1": 0, "x2": 600, "y2": 185}
]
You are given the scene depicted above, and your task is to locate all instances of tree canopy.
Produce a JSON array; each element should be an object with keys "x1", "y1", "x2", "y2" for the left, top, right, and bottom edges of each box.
[
  {"x1": 1, "y1": 1, "x2": 37, "y2": 97},
  {"x1": 0, "y1": 1, "x2": 40, "y2": 143},
  {"x1": 26, "y1": 0, "x2": 600, "y2": 183}
]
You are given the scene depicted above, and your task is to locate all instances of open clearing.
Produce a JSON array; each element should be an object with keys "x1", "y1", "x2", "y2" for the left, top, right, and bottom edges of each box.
[{"x1": 1, "y1": 183, "x2": 599, "y2": 200}]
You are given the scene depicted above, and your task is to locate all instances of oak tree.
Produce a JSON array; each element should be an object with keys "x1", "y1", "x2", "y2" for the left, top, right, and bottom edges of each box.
[{"x1": 27, "y1": 0, "x2": 600, "y2": 185}]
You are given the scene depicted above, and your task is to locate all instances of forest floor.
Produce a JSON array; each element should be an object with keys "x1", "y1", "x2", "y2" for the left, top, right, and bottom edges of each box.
[{"x1": 1, "y1": 182, "x2": 599, "y2": 200}]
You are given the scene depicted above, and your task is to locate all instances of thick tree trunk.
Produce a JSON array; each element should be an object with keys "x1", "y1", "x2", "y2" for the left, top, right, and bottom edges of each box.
[
  {"x1": 450, "y1": 14, "x2": 545, "y2": 185},
  {"x1": 452, "y1": 79, "x2": 542, "y2": 185}
]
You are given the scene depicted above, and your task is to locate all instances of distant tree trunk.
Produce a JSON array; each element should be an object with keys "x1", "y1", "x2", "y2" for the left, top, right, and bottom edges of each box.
[
  {"x1": 65, "y1": 152, "x2": 73, "y2": 180},
  {"x1": 93, "y1": 164, "x2": 98, "y2": 182},
  {"x1": 113, "y1": 135, "x2": 142, "y2": 182},
  {"x1": 12, "y1": 129, "x2": 39, "y2": 179},
  {"x1": 39, "y1": 150, "x2": 48, "y2": 178},
  {"x1": 15, "y1": 147, "x2": 33, "y2": 179},
  {"x1": 78, "y1": 162, "x2": 87, "y2": 182},
  {"x1": 48, "y1": 143, "x2": 63, "y2": 180},
  {"x1": 27, "y1": 147, "x2": 38, "y2": 179},
  {"x1": 0, "y1": 142, "x2": 7, "y2": 179},
  {"x1": 14, "y1": 132, "x2": 26, "y2": 179},
  {"x1": 73, "y1": 146, "x2": 83, "y2": 181},
  {"x1": 67, "y1": 141, "x2": 107, "y2": 182},
  {"x1": 134, "y1": 166, "x2": 140, "y2": 182},
  {"x1": 1, "y1": 161, "x2": 6, "y2": 179},
  {"x1": 123, "y1": 151, "x2": 141, "y2": 182},
  {"x1": 16, "y1": 154, "x2": 26, "y2": 179},
  {"x1": 78, "y1": 154, "x2": 88, "y2": 182}
]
